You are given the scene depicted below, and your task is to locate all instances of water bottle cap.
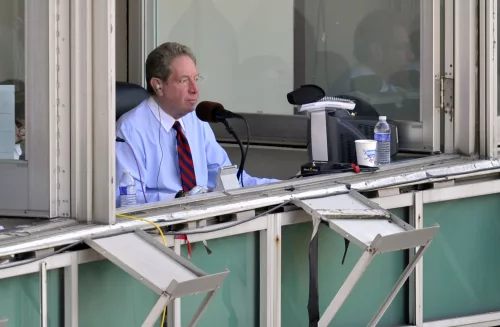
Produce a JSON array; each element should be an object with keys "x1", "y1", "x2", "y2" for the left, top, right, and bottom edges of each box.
[{"x1": 379, "y1": 116, "x2": 387, "y2": 121}]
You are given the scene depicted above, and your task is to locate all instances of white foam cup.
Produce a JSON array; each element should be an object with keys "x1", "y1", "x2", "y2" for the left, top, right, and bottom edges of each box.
[{"x1": 354, "y1": 140, "x2": 377, "y2": 167}]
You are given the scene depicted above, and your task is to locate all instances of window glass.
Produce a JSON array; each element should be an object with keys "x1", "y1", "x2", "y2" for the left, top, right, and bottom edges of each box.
[
  {"x1": 298, "y1": 1, "x2": 420, "y2": 122},
  {"x1": 155, "y1": 1, "x2": 294, "y2": 115},
  {"x1": 0, "y1": 0, "x2": 25, "y2": 160},
  {"x1": 155, "y1": 0, "x2": 420, "y2": 122}
]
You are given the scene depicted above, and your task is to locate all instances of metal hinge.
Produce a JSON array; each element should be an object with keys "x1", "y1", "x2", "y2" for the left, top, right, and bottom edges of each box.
[{"x1": 436, "y1": 76, "x2": 454, "y2": 121}]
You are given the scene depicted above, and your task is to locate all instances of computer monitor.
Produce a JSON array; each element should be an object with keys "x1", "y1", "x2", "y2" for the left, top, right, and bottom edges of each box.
[{"x1": 307, "y1": 109, "x2": 399, "y2": 164}]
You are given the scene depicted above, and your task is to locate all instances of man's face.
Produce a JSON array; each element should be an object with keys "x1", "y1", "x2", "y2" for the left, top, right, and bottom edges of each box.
[
  {"x1": 158, "y1": 55, "x2": 200, "y2": 119},
  {"x1": 384, "y1": 25, "x2": 414, "y2": 73}
]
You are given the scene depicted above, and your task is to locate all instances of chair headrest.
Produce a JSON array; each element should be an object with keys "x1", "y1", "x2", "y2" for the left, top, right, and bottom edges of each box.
[{"x1": 116, "y1": 81, "x2": 149, "y2": 120}]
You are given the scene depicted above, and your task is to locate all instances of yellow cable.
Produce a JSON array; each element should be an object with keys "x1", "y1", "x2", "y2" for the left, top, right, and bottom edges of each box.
[{"x1": 116, "y1": 213, "x2": 168, "y2": 326}]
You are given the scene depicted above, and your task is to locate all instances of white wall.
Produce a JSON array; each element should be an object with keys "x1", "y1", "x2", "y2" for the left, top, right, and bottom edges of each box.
[{"x1": 156, "y1": 0, "x2": 294, "y2": 115}]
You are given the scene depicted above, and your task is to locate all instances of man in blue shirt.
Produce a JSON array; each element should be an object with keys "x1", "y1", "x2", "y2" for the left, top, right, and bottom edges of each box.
[{"x1": 116, "y1": 42, "x2": 279, "y2": 205}]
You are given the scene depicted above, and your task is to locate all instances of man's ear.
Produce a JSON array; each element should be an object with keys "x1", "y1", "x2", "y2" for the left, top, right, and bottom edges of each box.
[{"x1": 150, "y1": 78, "x2": 163, "y2": 96}]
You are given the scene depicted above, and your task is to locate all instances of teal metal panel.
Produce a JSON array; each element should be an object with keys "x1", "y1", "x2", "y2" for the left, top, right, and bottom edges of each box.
[
  {"x1": 78, "y1": 260, "x2": 160, "y2": 327},
  {"x1": 281, "y1": 208, "x2": 409, "y2": 327},
  {"x1": 0, "y1": 269, "x2": 62, "y2": 327},
  {"x1": 180, "y1": 232, "x2": 259, "y2": 327},
  {"x1": 423, "y1": 193, "x2": 500, "y2": 321}
]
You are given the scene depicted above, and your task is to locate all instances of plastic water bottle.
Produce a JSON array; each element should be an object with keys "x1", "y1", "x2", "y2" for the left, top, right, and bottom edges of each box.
[
  {"x1": 119, "y1": 171, "x2": 137, "y2": 207},
  {"x1": 374, "y1": 116, "x2": 391, "y2": 165}
]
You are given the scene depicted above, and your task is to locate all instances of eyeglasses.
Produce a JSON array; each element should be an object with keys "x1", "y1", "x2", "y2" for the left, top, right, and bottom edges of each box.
[{"x1": 179, "y1": 75, "x2": 204, "y2": 87}]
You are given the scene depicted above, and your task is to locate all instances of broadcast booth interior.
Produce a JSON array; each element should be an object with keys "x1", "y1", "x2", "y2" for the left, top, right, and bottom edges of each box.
[{"x1": 0, "y1": 0, "x2": 499, "y2": 327}]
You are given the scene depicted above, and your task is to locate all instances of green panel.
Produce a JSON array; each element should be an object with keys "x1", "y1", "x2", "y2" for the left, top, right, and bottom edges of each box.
[
  {"x1": 423, "y1": 194, "x2": 500, "y2": 321},
  {"x1": 180, "y1": 232, "x2": 259, "y2": 327},
  {"x1": 282, "y1": 208, "x2": 408, "y2": 327},
  {"x1": 0, "y1": 269, "x2": 62, "y2": 327},
  {"x1": 78, "y1": 260, "x2": 160, "y2": 327}
]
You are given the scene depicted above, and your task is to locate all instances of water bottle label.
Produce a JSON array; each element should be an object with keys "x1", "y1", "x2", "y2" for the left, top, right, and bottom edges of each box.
[
  {"x1": 374, "y1": 133, "x2": 391, "y2": 142},
  {"x1": 119, "y1": 186, "x2": 127, "y2": 195}
]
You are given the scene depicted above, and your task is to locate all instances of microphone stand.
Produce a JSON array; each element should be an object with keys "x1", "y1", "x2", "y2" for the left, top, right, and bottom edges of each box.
[{"x1": 221, "y1": 119, "x2": 247, "y2": 185}]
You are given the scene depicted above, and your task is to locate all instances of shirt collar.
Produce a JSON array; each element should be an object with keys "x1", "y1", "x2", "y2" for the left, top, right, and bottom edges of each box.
[{"x1": 147, "y1": 97, "x2": 185, "y2": 132}]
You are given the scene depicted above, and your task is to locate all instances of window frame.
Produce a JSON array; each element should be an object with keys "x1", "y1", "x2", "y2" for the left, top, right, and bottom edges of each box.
[
  {"x1": 479, "y1": 0, "x2": 498, "y2": 159},
  {"x1": 0, "y1": 0, "x2": 70, "y2": 218}
]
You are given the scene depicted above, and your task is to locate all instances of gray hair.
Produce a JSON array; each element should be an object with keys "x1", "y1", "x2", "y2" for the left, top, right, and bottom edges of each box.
[{"x1": 145, "y1": 42, "x2": 197, "y2": 94}]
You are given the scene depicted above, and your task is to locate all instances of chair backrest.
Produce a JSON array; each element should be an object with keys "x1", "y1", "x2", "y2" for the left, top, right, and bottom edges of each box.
[{"x1": 116, "y1": 81, "x2": 150, "y2": 121}]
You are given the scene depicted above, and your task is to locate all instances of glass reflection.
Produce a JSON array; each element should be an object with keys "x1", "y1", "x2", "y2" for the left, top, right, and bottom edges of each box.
[
  {"x1": 297, "y1": 1, "x2": 421, "y2": 121},
  {"x1": 0, "y1": 0, "x2": 25, "y2": 160}
]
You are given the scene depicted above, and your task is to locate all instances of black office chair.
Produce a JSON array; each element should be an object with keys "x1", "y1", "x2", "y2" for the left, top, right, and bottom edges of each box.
[{"x1": 116, "y1": 81, "x2": 150, "y2": 121}]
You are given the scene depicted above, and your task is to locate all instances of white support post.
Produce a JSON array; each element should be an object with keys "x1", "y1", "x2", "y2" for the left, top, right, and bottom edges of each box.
[
  {"x1": 260, "y1": 213, "x2": 282, "y2": 327},
  {"x1": 53, "y1": 0, "x2": 71, "y2": 218},
  {"x1": 70, "y1": 0, "x2": 93, "y2": 222},
  {"x1": 167, "y1": 239, "x2": 182, "y2": 327},
  {"x1": 443, "y1": 0, "x2": 455, "y2": 154},
  {"x1": 421, "y1": 0, "x2": 441, "y2": 152},
  {"x1": 92, "y1": 0, "x2": 116, "y2": 224},
  {"x1": 409, "y1": 192, "x2": 424, "y2": 327},
  {"x1": 64, "y1": 253, "x2": 79, "y2": 327},
  {"x1": 40, "y1": 261, "x2": 48, "y2": 327},
  {"x1": 454, "y1": 0, "x2": 478, "y2": 155}
]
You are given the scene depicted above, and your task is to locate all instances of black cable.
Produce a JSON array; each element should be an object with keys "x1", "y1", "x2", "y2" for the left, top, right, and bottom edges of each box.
[
  {"x1": 0, "y1": 240, "x2": 82, "y2": 270},
  {"x1": 221, "y1": 119, "x2": 245, "y2": 186},
  {"x1": 163, "y1": 200, "x2": 292, "y2": 236},
  {"x1": 240, "y1": 116, "x2": 250, "y2": 186}
]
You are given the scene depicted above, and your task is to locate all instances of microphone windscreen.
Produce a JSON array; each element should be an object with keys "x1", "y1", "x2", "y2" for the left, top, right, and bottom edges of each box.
[
  {"x1": 286, "y1": 84, "x2": 325, "y2": 105},
  {"x1": 196, "y1": 101, "x2": 224, "y2": 122}
]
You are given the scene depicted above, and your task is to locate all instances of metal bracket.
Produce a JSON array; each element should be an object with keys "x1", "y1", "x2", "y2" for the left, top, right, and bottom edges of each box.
[
  {"x1": 84, "y1": 229, "x2": 229, "y2": 327},
  {"x1": 436, "y1": 76, "x2": 454, "y2": 120},
  {"x1": 292, "y1": 189, "x2": 439, "y2": 327}
]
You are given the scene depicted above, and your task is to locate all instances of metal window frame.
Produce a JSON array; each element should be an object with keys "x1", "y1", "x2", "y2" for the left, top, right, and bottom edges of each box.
[
  {"x1": 453, "y1": 0, "x2": 478, "y2": 155},
  {"x1": 421, "y1": 0, "x2": 442, "y2": 152},
  {"x1": 0, "y1": 0, "x2": 71, "y2": 218},
  {"x1": 128, "y1": 0, "x2": 156, "y2": 86},
  {"x1": 71, "y1": 1, "x2": 116, "y2": 223},
  {"x1": 479, "y1": 0, "x2": 498, "y2": 159}
]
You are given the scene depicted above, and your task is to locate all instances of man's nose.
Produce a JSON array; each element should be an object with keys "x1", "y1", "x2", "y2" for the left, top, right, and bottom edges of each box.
[{"x1": 189, "y1": 81, "x2": 198, "y2": 93}]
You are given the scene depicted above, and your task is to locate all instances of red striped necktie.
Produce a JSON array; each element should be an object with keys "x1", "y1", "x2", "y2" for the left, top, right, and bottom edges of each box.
[{"x1": 173, "y1": 121, "x2": 196, "y2": 192}]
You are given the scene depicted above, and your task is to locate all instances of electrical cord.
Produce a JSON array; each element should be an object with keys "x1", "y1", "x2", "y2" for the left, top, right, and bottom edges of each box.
[
  {"x1": 156, "y1": 102, "x2": 164, "y2": 194},
  {"x1": 116, "y1": 137, "x2": 148, "y2": 203},
  {"x1": 163, "y1": 200, "x2": 292, "y2": 236},
  {"x1": 116, "y1": 213, "x2": 168, "y2": 326},
  {"x1": 241, "y1": 116, "x2": 250, "y2": 186},
  {"x1": 222, "y1": 119, "x2": 246, "y2": 186},
  {"x1": 0, "y1": 240, "x2": 83, "y2": 270}
]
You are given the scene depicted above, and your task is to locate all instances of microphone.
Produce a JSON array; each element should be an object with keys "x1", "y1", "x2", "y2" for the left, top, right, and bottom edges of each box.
[
  {"x1": 196, "y1": 101, "x2": 243, "y2": 122},
  {"x1": 195, "y1": 101, "x2": 249, "y2": 187}
]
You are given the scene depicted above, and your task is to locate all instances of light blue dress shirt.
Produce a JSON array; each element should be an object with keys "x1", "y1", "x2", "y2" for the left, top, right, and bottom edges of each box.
[{"x1": 116, "y1": 97, "x2": 279, "y2": 206}]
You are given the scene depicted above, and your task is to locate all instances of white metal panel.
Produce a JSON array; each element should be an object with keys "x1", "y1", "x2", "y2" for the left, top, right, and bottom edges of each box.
[
  {"x1": 70, "y1": 0, "x2": 93, "y2": 222},
  {"x1": 454, "y1": 0, "x2": 478, "y2": 155},
  {"x1": 421, "y1": 0, "x2": 441, "y2": 152},
  {"x1": 54, "y1": 0, "x2": 71, "y2": 218},
  {"x1": 443, "y1": 0, "x2": 455, "y2": 154},
  {"x1": 92, "y1": 0, "x2": 116, "y2": 224}
]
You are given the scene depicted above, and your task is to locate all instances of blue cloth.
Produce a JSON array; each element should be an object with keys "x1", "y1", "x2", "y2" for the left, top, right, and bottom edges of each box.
[{"x1": 116, "y1": 97, "x2": 279, "y2": 206}]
